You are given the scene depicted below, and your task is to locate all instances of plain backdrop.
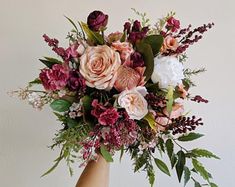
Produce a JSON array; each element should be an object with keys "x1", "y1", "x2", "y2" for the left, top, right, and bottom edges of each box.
[{"x1": 0, "y1": 0, "x2": 234, "y2": 186}]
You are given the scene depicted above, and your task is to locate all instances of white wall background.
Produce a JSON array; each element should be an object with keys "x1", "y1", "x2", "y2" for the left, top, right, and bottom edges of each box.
[{"x1": 0, "y1": 0, "x2": 234, "y2": 186}]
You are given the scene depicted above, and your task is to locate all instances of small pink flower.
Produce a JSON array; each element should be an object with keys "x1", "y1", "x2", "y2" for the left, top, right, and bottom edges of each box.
[
  {"x1": 156, "y1": 117, "x2": 170, "y2": 131},
  {"x1": 114, "y1": 65, "x2": 146, "y2": 92},
  {"x1": 161, "y1": 35, "x2": 179, "y2": 53},
  {"x1": 177, "y1": 84, "x2": 188, "y2": 99},
  {"x1": 91, "y1": 99, "x2": 106, "y2": 118},
  {"x1": 166, "y1": 17, "x2": 180, "y2": 32},
  {"x1": 98, "y1": 108, "x2": 119, "y2": 126},
  {"x1": 39, "y1": 63, "x2": 69, "y2": 91},
  {"x1": 111, "y1": 41, "x2": 134, "y2": 63},
  {"x1": 164, "y1": 103, "x2": 184, "y2": 119}
]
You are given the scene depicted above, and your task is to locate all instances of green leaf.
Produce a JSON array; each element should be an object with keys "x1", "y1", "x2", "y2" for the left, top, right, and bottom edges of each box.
[
  {"x1": 192, "y1": 159, "x2": 210, "y2": 181},
  {"x1": 119, "y1": 146, "x2": 125, "y2": 162},
  {"x1": 80, "y1": 22, "x2": 104, "y2": 45},
  {"x1": 191, "y1": 149, "x2": 220, "y2": 159},
  {"x1": 100, "y1": 145, "x2": 113, "y2": 162},
  {"x1": 166, "y1": 139, "x2": 174, "y2": 160},
  {"x1": 147, "y1": 166, "x2": 155, "y2": 187},
  {"x1": 154, "y1": 158, "x2": 171, "y2": 176},
  {"x1": 41, "y1": 151, "x2": 63, "y2": 177},
  {"x1": 143, "y1": 35, "x2": 164, "y2": 56},
  {"x1": 144, "y1": 112, "x2": 156, "y2": 131},
  {"x1": 194, "y1": 181, "x2": 202, "y2": 187},
  {"x1": 66, "y1": 118, "x2": 78, "y2": 128},
  {"x1": 120, "y1": 31, "x2": 127, "y2": 42},
  {"x1": 50, "y1": 99, "x2": 71, "y2": 112},
  {"x1": 210, "y1": 182, "x2": 218, "y2": 187},
  {"x1": 39, "y1": 57, "x2": 62, "y2": 68},
  {"x1": 176, "y1": 150, "x2": 186, "y2": 182},
  {"x1": 64, "y1": 16, "x2": 79, "y2": 33},
  {"x1": 184, "y1": 166, "x2": 191, "y2": 187},
  {"x1": 171, "y1": 153, "x2": 178, "y2": 169},
  {"x1": 136, "y1": 41, "x2": 154, "y2": 81},
  {"x1": 29, "y1": 78, "x2": 42, "y2": 87},
  {"x1": 81, "y1": 95, "x2": 93, "y2": 125},
  {"x1": 53, "y1": 112, "x2": 66, "y2": 122},
  {"x1": 134, "y1": 154, "x2": 146, "y2": 172},
  {"x1": 178, "y1": 133, "x2": 204, "y2": 142},
  {"x1": 166, "y1": 86, "x2": 174, "y2": 113}
]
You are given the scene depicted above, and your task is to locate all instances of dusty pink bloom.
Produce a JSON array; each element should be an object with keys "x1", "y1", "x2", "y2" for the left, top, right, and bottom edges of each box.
[
  {"x1": 98, "y1": 108, "x2": 119, "y2": 126},
  {"x1": 65, "y1": 41, "x2": 87, "y2": 60},
  {"x1": 79, "y1": 46, "x2": 121, "y2": 90},
  {"x1": 111, "y1": 41, "x2": 134, "y2": 63},
  {"x1": 156, "y1": 117, "x2": 171, "y2": 132},
  {"x1": 161, "y1": 35, "x2": 179, "y2": 53},
  {"x1": 39, "y1": 64, "x2": 69, "y2": 91},
  {"x1": 177, "y1": 84, "x2": 188, "y2": 99},
  {"x1": 114, "y1": 65, "x2": 146, "y2": 92}
]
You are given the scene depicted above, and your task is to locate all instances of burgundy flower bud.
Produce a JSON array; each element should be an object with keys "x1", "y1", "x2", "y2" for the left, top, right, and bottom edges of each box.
[
  {"x1": 124, "y1": 22, "x2": 131, "y2": 34},
  {"x1": 132, "y1": 20, "x2": 141, "y2": 32},
  {"x1": 141, "y1": 26, "x2": 149, "y2": 34},
  {"x1": 131, "y1": 52, "x2": 145, "y2": 68},
  {"x1": 67, "y1": 70, "x2": 86, "y2": 91},
  {"x1": 87, "y1": 10, "x2": 108, "y2": 32}
]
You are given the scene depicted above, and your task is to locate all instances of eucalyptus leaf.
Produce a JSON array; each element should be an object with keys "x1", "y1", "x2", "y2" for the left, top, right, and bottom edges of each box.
[
  {"x1": 176, "y1": 150, "x2": 186, "y2": 182},
  {"x1": 154, "y1": 158, "x2": 171, "y2": 176},
  {"x1": 178, "y1": 133, "x2": 204, "y2": 142},
  {"x1": 100, "y1": 145, "x2": 113, "y2": 162},
  {"x1": 192, "y1": 159, "x2": 210, "y2": 181},
  {"x1": 184, "y1": 166, "x2": 191, "y2": 186}
]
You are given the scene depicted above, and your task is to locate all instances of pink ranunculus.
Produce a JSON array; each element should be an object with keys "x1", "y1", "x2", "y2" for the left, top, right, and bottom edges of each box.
[
  {"x1": 98, "y1": 108, "x2": 119, "y2": 126},
  {"x1": 79, "y1": 45, "x2": 121, "y2": 90},
  {"x1": 39, "y1": 63, "x2": 70, "y2": 91},
  {"x1": 161, "y1": 35, "x2": 179, "y2": 53},
  {"x1": 114, "y1": 65, "x2": 146, "y2": 92},
  {"x1": 111, "y1": 41, "x2": 134, "y2": 63}
]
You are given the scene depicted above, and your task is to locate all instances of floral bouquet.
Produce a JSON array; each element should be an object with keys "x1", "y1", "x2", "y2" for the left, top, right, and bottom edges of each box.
[{"x1": 12, "y1": 9, "x2": 219, "y2": 187}]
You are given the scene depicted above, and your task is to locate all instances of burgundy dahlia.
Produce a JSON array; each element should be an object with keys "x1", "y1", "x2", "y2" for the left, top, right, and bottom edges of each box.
[
  {"x1": 98, "y1": 108, "x2": 119, "y2": 126},
  {"x1": 39, "y1": 64, "x2": 69, "y2": 91},
  {"x1": 87, "y1": 10, "x2": 108, "y2": 32}
]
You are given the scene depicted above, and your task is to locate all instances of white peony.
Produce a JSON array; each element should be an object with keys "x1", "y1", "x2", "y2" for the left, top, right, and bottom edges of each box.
[
  {"x1": 118, "y1": 86, "x2": 148, "y2": 120},
  {"x1": 151, "y1": 56, "x2": 184, "y2": 89}
]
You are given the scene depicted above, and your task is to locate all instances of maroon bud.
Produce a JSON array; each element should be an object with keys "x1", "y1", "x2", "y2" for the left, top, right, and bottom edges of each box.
[
  {"x1": 132, "y1": 20, "x2": 141, "y2": 32},
  {"x1": 131, "y1": 52, "x2": 145, "y2": 68},
  {"x1": 124, "y1": 22, "x2": 131, "y2": 34},
  {"x1": 87, "y1": 10, "x2": 108, "y2": 32},
  {"x1": 67, "y1": 70, "x2": 86, "y2": 92}
]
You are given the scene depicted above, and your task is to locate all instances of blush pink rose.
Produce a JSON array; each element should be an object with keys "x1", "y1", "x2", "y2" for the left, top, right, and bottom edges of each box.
[
  {"x1": 161, "y1": 35, "x2": 179, "y2": 53},
  {"x1": 111, "y1": 41, "x2": 134, "y2": 63},
  {"x1": 164, "y1": 103, "x2": 184, "y2": 119},
  {"x1": 79, "y1": 45, "x2": 121, "y2": 90},
  {"x1": 39, "y1": 63, "x2": 69, "y2": 91}
]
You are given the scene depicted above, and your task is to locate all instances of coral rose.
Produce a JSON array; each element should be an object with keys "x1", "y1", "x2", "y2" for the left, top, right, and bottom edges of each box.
[
  {"x1": 118, "y1": 86, "x2": 148, "y2": 120},
  {"x1": 79, "y1": 45, "x2": 121, "y2": 90}
]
